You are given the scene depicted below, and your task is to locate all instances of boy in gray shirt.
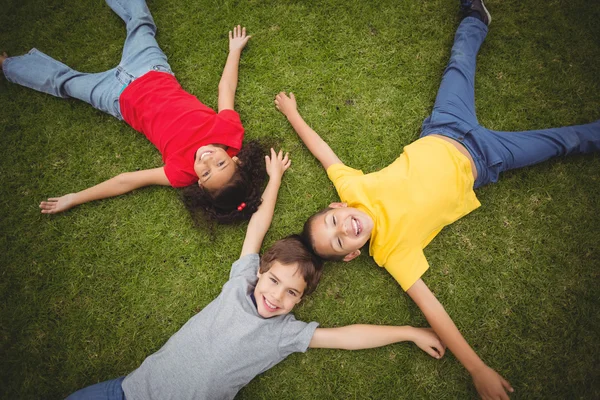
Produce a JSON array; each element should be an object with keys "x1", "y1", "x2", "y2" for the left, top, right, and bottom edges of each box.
[{"x1": 67, "y1": 150, "x2": 445, "y2": 400}]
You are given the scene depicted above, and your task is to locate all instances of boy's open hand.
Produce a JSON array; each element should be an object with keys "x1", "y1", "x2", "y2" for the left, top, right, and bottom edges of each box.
[
  {"x1": 472, "y1": 365, "x2": 514, "y2": 400},
  {"x1": 412, "y1": 328, "x2": 446, "y2": 359},
  {"x1": 274, "y1": 92, "x2": 298, "y2": 117},
  {"x1": 265, "y1": 148, "x2": 291, "y2": 180},
  {"x1": 229, "y1": 25, "x2": 251, "y2": 52},
  {"x1": 40, "y1": 194, "x2": 75, "y2": 214}
]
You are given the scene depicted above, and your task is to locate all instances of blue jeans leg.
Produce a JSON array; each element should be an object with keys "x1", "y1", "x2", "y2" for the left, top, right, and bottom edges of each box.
[
  {"x1": 421, "y1": 17, "x2": 488, "y2": 137},
  {"x1": 421, "y1": 17, "x2": 600, "y2": 188},
  {"x1": 470, "y1": 121, "x2": 600, "y2": 187},
  {"x1": 105, "y1": 0, "x2": 172, "y2": 77},
  {"x1": 2, "y1": 49, "x2": 124, "y2": 119},
  {"x1": 1, "y1": 0, "x2": 172, "y2": 120},
  {"x1": 65, "y1": 376, "x2": 126, "y2": 400}
]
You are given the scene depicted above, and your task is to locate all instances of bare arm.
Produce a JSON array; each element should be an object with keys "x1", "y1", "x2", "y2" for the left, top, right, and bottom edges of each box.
[
  {"x1": 39, "y1": 167, "x2": 170, "y2": 214},
  {"x1": 274, "y1": 92, "x2": 342, "y2": 170},
  {"x1": 218, "y1": 25, "x2": 251, "y2": 112},
  {"x1": 310, "y1": 325, "x2": 445, "y2": 358},
  {"x1": 240, "y1": 149, "x2": 291, "y2": 257},
  {"x1": 407, "y1": 279, "x2": 514, "y2": 399}
]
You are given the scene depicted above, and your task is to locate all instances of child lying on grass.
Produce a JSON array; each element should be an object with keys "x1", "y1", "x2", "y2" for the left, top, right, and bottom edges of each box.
[
  {"x1": 274, "y1": 1, "x2": 599, "y2": 399},
  {"x1": 66, "y1": 149, "x2": 444, "y2": 400},
  {"x1": 1, "y1": 0, "x2": 267, "y2": 225}
]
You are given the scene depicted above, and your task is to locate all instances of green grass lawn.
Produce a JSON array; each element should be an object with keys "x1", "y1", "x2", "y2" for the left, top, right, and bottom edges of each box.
[{"x1": 1, "y1": 0, "x2": 599, "y2": 398}]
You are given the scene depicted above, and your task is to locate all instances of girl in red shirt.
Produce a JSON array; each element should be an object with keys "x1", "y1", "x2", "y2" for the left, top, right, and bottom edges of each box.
[{"x1": 1, "y1": 0, "x2": 267, "y2": 224}]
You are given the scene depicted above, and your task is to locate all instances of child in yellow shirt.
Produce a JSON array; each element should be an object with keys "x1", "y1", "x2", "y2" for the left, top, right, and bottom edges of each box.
[{"x1": 274, "y1": 1, "x2": 599, "y2": 399}]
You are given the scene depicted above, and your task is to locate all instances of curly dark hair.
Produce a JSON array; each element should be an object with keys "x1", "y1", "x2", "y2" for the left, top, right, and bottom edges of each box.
[{"x1": 180, "y1": 140, "x2": 268, "y2": 225}]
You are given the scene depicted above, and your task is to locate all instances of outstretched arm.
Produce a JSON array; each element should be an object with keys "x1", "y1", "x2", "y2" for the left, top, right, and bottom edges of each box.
[
  {"x1": 310, "y1": 325, "x2": 445, "y2": 358},
  {"x1": 274, "y1": 92, "x2": 342, "y2": 170},
  {"x1": 218, "y1": 25, "x2": 251, "y2": 112},
  {"x1": 39, "y1": 167, "x2": 170, "y2": 214},
  {"x1": 240, "y1": 149, "x2": 291, "y2": 257},
  {"x1": 407, "y1": 279, "x2": 514, "y2": 400}
]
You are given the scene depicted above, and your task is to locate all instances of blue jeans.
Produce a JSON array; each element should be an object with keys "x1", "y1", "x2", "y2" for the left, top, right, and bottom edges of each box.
[
  {"x1": 1, "y1": 0, "x2": 173, "y2": 120},
  {"x1": 65, "y1": 376, "x2": 126, "y2": 400},
  {"x1": 420, "y1": 17, "x2": 600, "y2": 188}
]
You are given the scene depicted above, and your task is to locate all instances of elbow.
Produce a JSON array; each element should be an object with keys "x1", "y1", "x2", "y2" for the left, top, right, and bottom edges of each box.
[
  {"x1": 218, "y1": 81, "x2": 235, "y2": 94},
  {"x1": 115, "y1": 172, "x2": 131, "y2": 185}
]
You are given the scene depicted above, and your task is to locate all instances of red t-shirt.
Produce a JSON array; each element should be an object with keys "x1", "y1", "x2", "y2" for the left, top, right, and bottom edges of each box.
[{"x1": 119, "y1": 71, "x2": 245, "y2": 187}]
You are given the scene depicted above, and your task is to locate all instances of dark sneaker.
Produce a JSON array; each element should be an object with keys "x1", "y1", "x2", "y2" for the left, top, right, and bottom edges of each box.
[{"x1": 460, "y1": 0, "x2": 492, "y2": 26}]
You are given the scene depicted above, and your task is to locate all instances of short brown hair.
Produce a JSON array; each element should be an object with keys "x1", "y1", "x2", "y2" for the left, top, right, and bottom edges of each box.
[{"x1": 260, "y1": 235, "x2": 324, "y2": 296}]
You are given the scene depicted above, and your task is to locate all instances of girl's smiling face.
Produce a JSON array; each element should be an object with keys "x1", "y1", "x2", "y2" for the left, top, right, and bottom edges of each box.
[
  {"x1": 254, "y1": 261, "x2": 307, "y2": 318},
  {"x1": 194, "y1": 145, "x2": 239, "y2": 191}
]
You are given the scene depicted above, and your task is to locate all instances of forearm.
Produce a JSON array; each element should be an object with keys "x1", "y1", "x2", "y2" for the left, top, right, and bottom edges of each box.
[
  {"x1": 71, "y1": 173, "x2": 140, "y2": 206},
  {"x1": 413, "y1": 287, "x2": 485, "y2": 373},
  {"x1": 244, "y1": 176, "x2": 282, "y2": 238},
  {"x1": 285, "y1": 111, "x2": 341, "y2": 168},
  {"x1": 218, "y1": 50, "x2": 242, "y2": 97},
  {"x1": 312, "y1": 325, "x2": 417, "y2": 350},
  {"x1": 341, "y1": 325, "x2": 417, "y2": 350}
]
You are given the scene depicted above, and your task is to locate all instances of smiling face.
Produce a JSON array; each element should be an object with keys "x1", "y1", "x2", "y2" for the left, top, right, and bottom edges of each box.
[
  {"x1": 254, "y1": 261, "x2": 307, "y2": 318},
  {"x1": 193, "y1": 145, "x2": 239, "y2": 191},
  {"x1": 309, "y1": 203, "x2": 374, "y2": 261}
]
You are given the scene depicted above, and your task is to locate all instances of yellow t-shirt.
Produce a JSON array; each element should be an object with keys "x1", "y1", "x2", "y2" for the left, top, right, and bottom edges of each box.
[{"x1": 327, "y1": 136, "x2": 481, "y2": 291}]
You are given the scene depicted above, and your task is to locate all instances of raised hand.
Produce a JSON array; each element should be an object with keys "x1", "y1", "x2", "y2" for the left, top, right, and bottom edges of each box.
[
  {"x1": 412, "y1": 328, "x2": 446, "y2": 359},
  {"x1": 472, "y1": 364, "x2": 514, "y2": 400},
  {"x1": 39, "y1": 194, "x2": 76, "y2": 214},
  {"x1": 229, "y1": 25, "x2": 251, "y2": 53},
  {"x1": 274, "y1": 92, "x2": 298, "y2": 118},
  {"x1": 265, "y1": 148, "x2": 291, "y2": 181}
]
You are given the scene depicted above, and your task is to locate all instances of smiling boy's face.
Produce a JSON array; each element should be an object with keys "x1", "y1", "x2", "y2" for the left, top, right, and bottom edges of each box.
[
  {"x1": 254, "y1": 261, "x2": 307, "y2": 318},
  {"x1": 309, "y1": 203, "x2": 374, "y2": 261}
]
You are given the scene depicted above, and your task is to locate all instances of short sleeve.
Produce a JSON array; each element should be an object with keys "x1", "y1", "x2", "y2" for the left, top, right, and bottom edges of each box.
[
  {"x1": 326, "y1": 164, "x2": 364, "y2": 203},
  {"x1": 230, "y1": 253, "x2": 260, "y2": 280},
  {"x1": 163, "y1": 163, "x2": 196, "y2": 188},
  {"x1": 384, "y1": 248, "x2": 430, "y2": 291},
  {"x1": 215, "y1": 110, "x2": 244, "y2": 157},
  {"x1": 278, "y1": 316, "x2": 319, "y2": 357}
]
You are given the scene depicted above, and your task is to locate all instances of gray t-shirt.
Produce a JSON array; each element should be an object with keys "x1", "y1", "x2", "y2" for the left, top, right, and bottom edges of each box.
[{"x1": 121, "y1": 254, "x2": 319, "y2": 400}]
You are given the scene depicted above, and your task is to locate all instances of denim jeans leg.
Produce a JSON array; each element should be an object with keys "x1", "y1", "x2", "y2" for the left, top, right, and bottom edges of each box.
[
  {"x1": 421, "y1": 17, "x2": 488, "y2": 137},
  {"x1": 106, "y1": 0, "x2": 172, "y2": 78},
  {"x1": 2, "y1": 49, "x2": 124, "y2": 119},
  {"x1": 65, "y1": 376, "x2": 126, "y2": 400},
  {"x1": 480, "y1": 120, "x2": 600, "y2": 182}
]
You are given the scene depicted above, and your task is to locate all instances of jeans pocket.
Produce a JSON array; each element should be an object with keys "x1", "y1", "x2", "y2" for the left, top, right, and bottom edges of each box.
[
  {"x1": 152, "y1": 64, "x2": 174, "y2": 75},
  {"x1": 116, "y1": 67, "x2": 135, "y2": 86}
]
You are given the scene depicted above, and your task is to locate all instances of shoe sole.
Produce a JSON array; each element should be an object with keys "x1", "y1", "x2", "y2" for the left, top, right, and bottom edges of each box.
[{"x1": 479, "y1": 0, "x2": 492, "y2": 25}]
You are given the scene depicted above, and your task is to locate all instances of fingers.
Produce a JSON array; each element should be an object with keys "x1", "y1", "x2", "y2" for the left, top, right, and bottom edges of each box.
[
  {"x1": 501, "y1": 377, "x2": 514, "y2": 394},
  {"x1": 434, "y1": 341, "x2": 445, "y2": 358},
  {"x1": 274, "y1": 91, "x2": 294, "y2": 111},
  {"x1": 423, "y1": 346, "x2": 441, "y2": 359},
  {"x1": 39, "y1": 200, "x2": 57, "y2": 214},
  {"x1": 230, "y1": 25, "x2": 248, "y2": 38},
  {"x1": 282, "y1": 151, "x2": 291, "y2": 170},
  {"x1": 265, "y1": 148, "x2": 291, "y2": 170},
  {"x1": 498, "y1": 389, "x2": 510, "y2": 400}
]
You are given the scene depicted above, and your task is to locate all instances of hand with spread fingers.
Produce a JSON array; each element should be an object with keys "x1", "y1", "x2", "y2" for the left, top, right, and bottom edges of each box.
[
  {"x1": 265, "y1": 148, "x2": 291, "y2": 181},
  {"x1": 229, "y1": 25, "x2": 251, "y2": 53}
]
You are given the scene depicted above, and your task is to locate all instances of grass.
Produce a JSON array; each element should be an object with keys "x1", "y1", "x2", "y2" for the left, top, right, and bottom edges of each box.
[{"x1": 1, "y1": 0, "x2": 599, "y2": 398}]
